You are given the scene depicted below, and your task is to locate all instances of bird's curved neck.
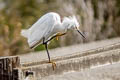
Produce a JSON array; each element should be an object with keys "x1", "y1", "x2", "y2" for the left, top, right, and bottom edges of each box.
[
  {"x1": 60, "y1": 19, "x2": 72, "y2": 31},
  {"x1": 55, "y1": 17, "x2": 73, "y2": 33},
  {"x1": 61, "y1": 22, "x2": 69, "y2": 30}
]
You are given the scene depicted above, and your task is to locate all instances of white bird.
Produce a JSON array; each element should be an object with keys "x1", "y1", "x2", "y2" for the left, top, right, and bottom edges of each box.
[{"x1": 21, "y1": 12, "x2": 85, "y2": 70}]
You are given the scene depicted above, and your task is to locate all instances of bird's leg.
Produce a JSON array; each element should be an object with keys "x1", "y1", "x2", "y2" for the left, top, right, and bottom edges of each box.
[
  {"x1": 44, "y1": 43, "x2": 56, "y2": 70},
  {"x1": 56, "y1": 33, "x2": 66, "y2": 40},
  {"x1": 56, "y1": 33, "x2": 66, "y2": 36},
  {"x1": 43, "y1": 37, "x2": 56, "y2": 70},
  {"x1": 45, "y1": 32, "x2": 66, "y2": 43},
  {"x1": 42, "y1": 33, "x2": 66, "y2": 70}
]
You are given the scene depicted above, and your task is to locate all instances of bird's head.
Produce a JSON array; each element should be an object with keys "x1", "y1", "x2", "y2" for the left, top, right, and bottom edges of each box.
[
  {"x1": 69, "y1": 16, "x2": 79, "y2": 29},
  {"x1": 63, "y1": 16, "x2": 86, "y2": 39}
]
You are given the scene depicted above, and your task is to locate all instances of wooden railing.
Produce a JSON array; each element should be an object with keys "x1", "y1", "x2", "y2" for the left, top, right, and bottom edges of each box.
[{"x1": 0, "y1": 56, "x2": 20, "y2": 80}]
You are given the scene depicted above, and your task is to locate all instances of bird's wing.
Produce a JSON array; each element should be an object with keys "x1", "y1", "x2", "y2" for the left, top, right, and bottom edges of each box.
[{"x1": 28, "y1": 13, "x2": 56, "y2": 47}]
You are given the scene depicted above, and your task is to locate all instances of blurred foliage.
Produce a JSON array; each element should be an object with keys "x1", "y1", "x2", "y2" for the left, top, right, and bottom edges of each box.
[
  {"x1": 0, "y1": 0, "x2": 120, "y2": 56},
  {"x1": 0, "y1": 0, "x2": 58, "y2": 56}
]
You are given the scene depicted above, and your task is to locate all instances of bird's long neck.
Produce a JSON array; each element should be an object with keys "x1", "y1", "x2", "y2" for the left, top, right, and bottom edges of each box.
[
  {"x1": 61, "y1": 22, "x2": 69, "y2": 30},
  {"x1": 55, "y1": 17, "x2": 73, "y2": 33},
  {"x1": 59, "y1": 18, "x2": 72, "y2": 32}
]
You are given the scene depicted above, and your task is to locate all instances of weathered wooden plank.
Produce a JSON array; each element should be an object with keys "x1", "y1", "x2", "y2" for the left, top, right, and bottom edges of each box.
[{"x1": 0, "y1": 56, "x2": 20, "y2": 80}]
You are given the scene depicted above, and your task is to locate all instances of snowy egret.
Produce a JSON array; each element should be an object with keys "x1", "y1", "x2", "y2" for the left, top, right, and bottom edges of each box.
[{"x1": 21, "y1": 12, "x2": 85, "y2": 70}]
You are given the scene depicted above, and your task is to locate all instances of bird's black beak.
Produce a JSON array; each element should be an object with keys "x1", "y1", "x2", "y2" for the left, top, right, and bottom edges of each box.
[{"x1": 76, "y1": 27, "x2": 86, "y2": 39}]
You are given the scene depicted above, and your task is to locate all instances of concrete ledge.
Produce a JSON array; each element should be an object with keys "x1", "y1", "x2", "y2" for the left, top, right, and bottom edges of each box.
[
  {"x1": 19, "y1": 38, "x2": 120, "y2": 79},
  {"x1": 20, "y1": 38, "x2": 120, "y2": 64},
  {"x1": 22, "y1": 42, "x2": 120, "y2": 67},
  {"x1": 20, "y1": 49, "x2": 120, "y2": 79}
]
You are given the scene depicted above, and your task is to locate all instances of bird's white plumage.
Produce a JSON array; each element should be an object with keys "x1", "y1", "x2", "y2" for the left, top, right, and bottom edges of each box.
[
  {"x1": 21, "y1": 29, "x2": 30, "y2": 38},
  {"x1": 21, "y1": 12, "x2": 81, "y2": 48},
  {"x1": 21, "y1": 12, "x2": 60, "y2": 47}
]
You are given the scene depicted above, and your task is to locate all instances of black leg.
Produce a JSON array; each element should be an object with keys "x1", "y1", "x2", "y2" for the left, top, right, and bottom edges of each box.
[
  {"x1": 43, "y1": 37, "x2": 56, "y2": 70},
  {"x1": 42, "y1": 33, "x2": 66, "y2": 70},
  {"x1": 43, "y1": 37, "x2": 51, "y2": 62},
  {"x1": 45, "y1": 33, "x2": 66, "y2": 43},
  {"x1": 44, "y1": 43, "x2": 51, "y2": 62},
  {"x1": 43, "y1": 33, "x2": 66, "y2": 62}
]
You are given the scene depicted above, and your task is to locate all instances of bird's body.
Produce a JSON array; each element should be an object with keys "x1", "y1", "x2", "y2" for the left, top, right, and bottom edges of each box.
[
  {"x1": 21, "y1": 12, "x2": 85, "y2": 70},
  {"x1": 21, "y1": 12, "x2": 62, "y2": 47}
]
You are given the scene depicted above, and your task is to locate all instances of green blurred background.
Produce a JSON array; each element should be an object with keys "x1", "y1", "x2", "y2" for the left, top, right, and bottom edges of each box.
[{"x1": 0, "y1": 0, "x2": 120, "y2": 56}]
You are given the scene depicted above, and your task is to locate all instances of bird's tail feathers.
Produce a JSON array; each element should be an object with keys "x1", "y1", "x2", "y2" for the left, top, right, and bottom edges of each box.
[{"x1": 21, "y1": 29, "x2": 30, "y2": 38}]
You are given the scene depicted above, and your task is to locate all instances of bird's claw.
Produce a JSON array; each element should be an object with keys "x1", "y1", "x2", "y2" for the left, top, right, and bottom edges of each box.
[{"x1": 49, "y1": 61, "x2": 56, "y2": 70}]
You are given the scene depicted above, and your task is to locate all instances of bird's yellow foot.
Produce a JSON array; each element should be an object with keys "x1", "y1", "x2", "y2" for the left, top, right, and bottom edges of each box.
[
  {"x1": 56, "y1": 36, "x2": 59, "y2": 40},
  {"x1": 56, "y1": 33, "x2": 66, "y2": 40},
  {"x1": 48, "y1": 61, "x2": 56, "y2": 70}
]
